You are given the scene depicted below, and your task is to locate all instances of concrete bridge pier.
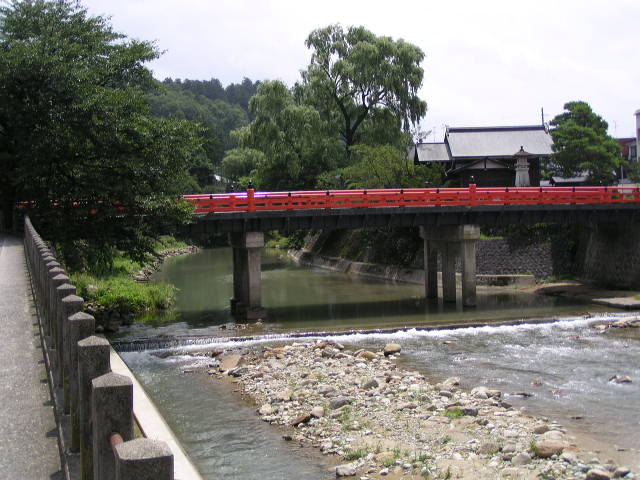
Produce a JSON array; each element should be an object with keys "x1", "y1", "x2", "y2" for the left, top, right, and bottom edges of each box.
[
  {"x1": 420, "y1": 225, "x2": 480, "y2": 307},
  {"x1": 229, "y1": 232, "x2": 266, "y2": 320}
]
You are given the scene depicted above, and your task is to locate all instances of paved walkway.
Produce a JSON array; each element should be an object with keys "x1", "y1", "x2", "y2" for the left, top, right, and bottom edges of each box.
[{"x1": 0, "y1": 234, "x2": 62, "y2": 479}]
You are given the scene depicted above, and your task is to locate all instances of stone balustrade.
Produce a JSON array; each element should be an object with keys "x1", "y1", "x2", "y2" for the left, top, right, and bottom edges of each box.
[{"x1": 23, "y1": 216, "x2": 174, "y2": 480}]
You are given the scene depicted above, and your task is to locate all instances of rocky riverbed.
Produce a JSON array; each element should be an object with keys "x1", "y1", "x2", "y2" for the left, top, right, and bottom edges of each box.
[{"x1": 209, "y1": 341, "x2": 636, "y2": 480}]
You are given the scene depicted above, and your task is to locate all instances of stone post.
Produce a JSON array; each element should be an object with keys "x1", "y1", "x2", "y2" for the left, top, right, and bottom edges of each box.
[
  {"x1": 46, "y1": 265, "x2": 64, "y2": 336},
  {"x1": 114, "y1": 438, "x2": 174, "y2": 480},
  {"x1": 49, "y1": 273, "x2": 70, "y2": 341},
  {"x1": 68, "y1": 312, "x2": 95, "y2": 452},
  {"x1": 78, "y1": 336, "x2": 111, "y2": 480},
  {"x1": 54, "y1": 284, "x2": 76, "y2": 385},
  {"x1": 61, "y1": 294, "x2": 84, "y2": 413},
  {"x1": 229, "y1": 231, "x2": 265, "y2": 320},
  {"x1": 92, "y1": 372, "x2": 133, "y2": 480}
]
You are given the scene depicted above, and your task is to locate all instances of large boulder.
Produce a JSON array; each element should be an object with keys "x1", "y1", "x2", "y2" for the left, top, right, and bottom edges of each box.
[{"x1": 383, "y1": 343, "x2": 401, "y2": 356}]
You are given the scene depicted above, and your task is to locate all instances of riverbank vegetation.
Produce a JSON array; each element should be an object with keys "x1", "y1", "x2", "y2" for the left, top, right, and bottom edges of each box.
[{"x1": 69, "y1": 236, "x2": 189, "y2": 326}]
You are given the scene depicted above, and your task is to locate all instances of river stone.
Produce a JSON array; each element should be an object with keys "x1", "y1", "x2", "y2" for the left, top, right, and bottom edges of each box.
[
  {"x1": 274, "y1": 389, "x2": 292, "y2": 402},
  {"x1": 258, "y1": 404, "x2": 273, "y2": 415},
  {"x1": 442, "y1": 376, "x2": 460, "y2": 388},
  {"x1": 330, "y1": 397, "x2": 351, "y2": 409},
  {"x1": 336, "y1": 463, "x2": 357, "y2": 477},
  {"x1": 534, "y1": 439, "x2": 565, "y2": 458},
  {"x1": 362, "y1": 378, "x2": 379, "y2": 390},
  {"x1": 220, "y1": 353, "x2": 243, "y2": 371},
  {"x1": 586, "y1": 469, "x2": 613, "y2": 480},
  {"x1": 613, "y1": 466, "x2": 631, "y2": 478},
  {"x1": 322, "y1": 347, "x2": 339, "y2": 358},
  {"x1": 292, "y1": 413, "x2": 312, "y2": 426},
  {"x1": 487, "y1": 389, "x2": 502, "y2": 398},
  {"x1": 533, "y1": 424, "x2": 550, "y2": 434},
  {"x1": 320, "y1": 386, "x2": 337, "y2": 396},
  {"x1": 560, "y1": 451, "x2": 578, "y2": 465},
  {"x1": 357, "y1": 350, "x2": 378, "y2": 361},
  {"x1": 511, "y1": 452, "x2": 532, "y2": 466},
  {"x1": 228, "y1": 366, "x2": 249, "y2": 377},
  {"x1": 383, "y1": 343, "x2": 401, "y2": 356},
  {"x1": 311, "y1": 406, "x2": 325, "y2": 418},
  {"x1": 501, "y1": 443, "x2": 517, "y2": 454},
  {"x1": 478, "y1": 440, "x2": 501, "y2": 455},
  {"x1": 471, "y1": 386, "x2": 489, "y2": 399}
]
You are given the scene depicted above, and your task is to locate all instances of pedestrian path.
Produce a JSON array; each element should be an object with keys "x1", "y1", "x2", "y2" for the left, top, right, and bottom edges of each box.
[{"x1": 0, "y1": 234, "x2": 62, "y2": 479}]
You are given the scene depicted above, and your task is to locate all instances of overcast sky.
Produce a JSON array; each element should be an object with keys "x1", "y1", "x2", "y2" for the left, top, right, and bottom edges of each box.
[{"x1": 86, "y1": 0, "x2": 639, "y2": 140}]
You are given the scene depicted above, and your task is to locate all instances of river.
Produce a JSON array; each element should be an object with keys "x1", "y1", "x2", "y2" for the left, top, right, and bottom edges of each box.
[{"x1": 115, "y1": 248, "x2": 640, "y2": 478}]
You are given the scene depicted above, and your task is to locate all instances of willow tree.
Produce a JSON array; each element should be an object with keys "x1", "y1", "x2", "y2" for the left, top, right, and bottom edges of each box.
[
  {"x1": 0, "y1": 0, "x2": 202, "y2": 268},
  {"x1": 300, "y1": 24, "x2": 427, "y2": 155}
]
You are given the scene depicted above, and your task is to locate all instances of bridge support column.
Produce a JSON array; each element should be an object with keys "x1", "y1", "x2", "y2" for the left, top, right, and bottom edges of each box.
[
  {"x1": 230, "y1": 232, "x2": 265, "y2": 320},
  {"x1": 461, "y1": 235, "x2": 478, "y2": 307},
  {"x1": 422, "y1": 236, "x2": 438, "y2": 299},
  {"x1": 421, "y1": 225, "x2": 479, "y2": 306},
  {"x1": 442, "y1": 243, "x2": 457, "y2": 303}
]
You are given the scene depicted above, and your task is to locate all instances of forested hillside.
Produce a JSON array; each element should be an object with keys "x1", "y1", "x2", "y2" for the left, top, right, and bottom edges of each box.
[{"x1": 148, "y1": 77, "x2": 260, "y2": 190}]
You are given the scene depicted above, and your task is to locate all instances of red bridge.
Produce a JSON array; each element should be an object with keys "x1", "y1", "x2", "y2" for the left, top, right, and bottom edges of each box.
[
  {"x1": 184, "y1": 185, "x2": 640, "y2": 214},
  {"x1": 183, "y1": 185, "x2": 640, "y2": 317}
]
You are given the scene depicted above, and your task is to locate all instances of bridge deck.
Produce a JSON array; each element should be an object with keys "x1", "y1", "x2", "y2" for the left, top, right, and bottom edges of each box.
[
  {"x1": 188, "y1": 202, "x2": 640, "y2": 234},
  {"x1": 184, "y1": 186, "x2": 640, "y2": 234},
  {"x1": 0, "y1": 235, "x2": 62, "y2": 479}
]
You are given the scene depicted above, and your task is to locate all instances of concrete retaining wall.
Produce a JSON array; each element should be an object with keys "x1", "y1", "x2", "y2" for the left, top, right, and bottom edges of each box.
[{"x1": 290, "y1": 250, "x2": 535, "y2": 287}]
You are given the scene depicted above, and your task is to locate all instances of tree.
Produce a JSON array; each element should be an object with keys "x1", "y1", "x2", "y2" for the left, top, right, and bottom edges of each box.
[
  {"x1": 232, "y1": 80, "x2": 342, "y2": 190},
  {"x1": 317, "y1": 144, "x2": 445, "y2": 189},
  {"x1": 149, "y1": 85, "x2": 248, "y2": 175},
  {"x1": 0, "y1": 0, "x2": 203, "y2": 267},
  {"x1": 549, "y1": 101, "x2": 621, "y2": 185},
  {"x1": 301, "y1": 25, "x2": 427, "y2": 155},
  {"x1": 221, "y1": 147, "x2": 264, "y2": 186}
]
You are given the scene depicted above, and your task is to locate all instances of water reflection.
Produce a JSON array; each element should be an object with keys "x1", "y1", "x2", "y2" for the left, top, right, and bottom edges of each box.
[{"x1": 122, "y1": 247, "x2": 603, "y2": 339}]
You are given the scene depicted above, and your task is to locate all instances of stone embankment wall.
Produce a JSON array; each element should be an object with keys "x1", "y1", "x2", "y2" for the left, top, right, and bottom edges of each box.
[
  {"x1": 476, "y1": 239, "x2": 553, "y2": 278},
  {"x1": 582, "y1": 223, "x2": 640, "y2": 289},
  {"x1": 23, "y1": 217, "x2": 177, "y2": 480},
  {"x1": 305, "y1": 230, "x2": 561, "y2": 282}
]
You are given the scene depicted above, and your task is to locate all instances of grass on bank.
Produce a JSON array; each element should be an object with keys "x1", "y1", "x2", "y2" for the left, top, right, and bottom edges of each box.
[{"x1": 70, "y1": 236, "x2": 186, "y2": 315}]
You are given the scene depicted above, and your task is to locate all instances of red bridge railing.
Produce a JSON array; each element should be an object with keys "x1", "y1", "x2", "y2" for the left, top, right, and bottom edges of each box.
[{"x1": 184, "y1": 185, "x2": 640, "y2": 214}]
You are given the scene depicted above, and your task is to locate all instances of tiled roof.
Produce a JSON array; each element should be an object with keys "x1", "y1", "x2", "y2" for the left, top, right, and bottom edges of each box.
[
  {"x1": 446, "y1": 125, "x2": 554, "y2": 158},
  {"x1": 414, "y1": 142, "x2": 450, "y2": 162}
]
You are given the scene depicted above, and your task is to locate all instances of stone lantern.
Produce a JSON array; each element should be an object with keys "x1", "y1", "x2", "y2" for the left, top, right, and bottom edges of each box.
[{"x1": 514, "y1": 146, "x2": 532, "y2": 187}]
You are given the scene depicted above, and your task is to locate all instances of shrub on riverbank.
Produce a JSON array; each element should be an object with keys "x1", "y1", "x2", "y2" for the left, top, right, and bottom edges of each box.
[{"x1": 70, "y1": 236, "x2": 188, "y2": 325}]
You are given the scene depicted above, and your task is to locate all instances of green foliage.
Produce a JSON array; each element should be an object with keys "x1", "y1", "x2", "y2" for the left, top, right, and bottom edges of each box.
[
  {"x1": 301, "y1": 24, "x2": 427, "y2": 153},
  {"x1": 71, "y1": 256, "x2": 177, "y2": 313},
  {"x1": 318, "y1": 144, "x2": 445, "y2": 189},
  {"x1": 343, "y1": 448, "x2": 367, "y2": 461},
  {"x1": 221, "y1": 147, "x2": 265, "y2": 184},
  {"x1": 0, "y1": 0, "x2": 203, "y2": 267},
  {"x1": 265, "y1": 231, "x2": 306, "y2": 250},
  {"x1": 549, "y1": 101, "x2": 621, "y2": 185},
  {"x1": 233, "y1": 80, "x2": 343, "y2": 190},
  {"x1": 149, "y1": 82, "x2": 250, "y2": 176},
  {"x1": 442, "y1": 408, "x2": 464, "y2": 419}
]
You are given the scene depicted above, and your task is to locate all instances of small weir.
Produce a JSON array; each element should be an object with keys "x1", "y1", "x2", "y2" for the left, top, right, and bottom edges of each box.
[{"x1": 113, "y1": 248, "x2": 640, "y2": 477}]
